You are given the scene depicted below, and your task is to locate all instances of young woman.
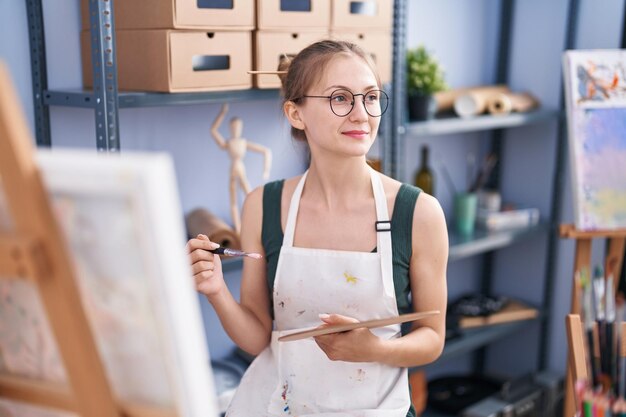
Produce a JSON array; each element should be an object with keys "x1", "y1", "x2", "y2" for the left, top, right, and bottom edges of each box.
[{"x1": 186, "y1": 40, "x2": 448, "y2": 416}]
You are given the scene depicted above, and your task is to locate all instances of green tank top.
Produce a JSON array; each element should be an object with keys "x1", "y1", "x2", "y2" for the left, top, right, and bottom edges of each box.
[{"x1": 261, "y1": 180, "x2": 421, "y2": 417}]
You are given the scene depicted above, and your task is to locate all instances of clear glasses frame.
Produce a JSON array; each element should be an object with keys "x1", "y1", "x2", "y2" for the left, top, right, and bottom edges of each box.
[{"x1": 299, "y1": 88, "x2": 390, "y2": 118}]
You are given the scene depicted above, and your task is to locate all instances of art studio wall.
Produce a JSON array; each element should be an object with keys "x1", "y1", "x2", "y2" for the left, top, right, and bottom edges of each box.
[{"x1": 1, "y1": 0, "x2": 625, "y2": 376}]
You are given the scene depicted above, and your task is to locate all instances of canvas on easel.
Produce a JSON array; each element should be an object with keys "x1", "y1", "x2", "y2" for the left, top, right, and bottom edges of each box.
[
  {"x1": 562, "y1": 49, "x2": 626, "y2": 231},
  {"x1": 0, "y1": 62, "x2": 219, "y2": 417}
]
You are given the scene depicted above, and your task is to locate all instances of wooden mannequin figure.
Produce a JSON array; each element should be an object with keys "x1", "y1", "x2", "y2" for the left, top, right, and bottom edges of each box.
[{"x1": 211, "y1": 103, "x2": 272, "y2": 233}]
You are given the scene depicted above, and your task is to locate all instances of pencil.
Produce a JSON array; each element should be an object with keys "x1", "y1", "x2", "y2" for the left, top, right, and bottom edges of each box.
[{"x1": 583, "y1": 391, "x2": 593, "y2": 417}]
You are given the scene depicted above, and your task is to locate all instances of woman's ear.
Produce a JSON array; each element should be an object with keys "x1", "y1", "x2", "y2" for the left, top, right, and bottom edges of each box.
[{"x1": 284, "y1": 101, "x2": 305, "y2": 131}]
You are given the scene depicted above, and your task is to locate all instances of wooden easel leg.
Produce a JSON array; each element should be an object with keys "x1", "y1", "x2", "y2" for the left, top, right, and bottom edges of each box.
[
  {"x1": 607, "y1": 237, "x2": 625, "y2": 295},
  {"x1": 564, "y1": 364, "x2": 576, "y2": 417},
  {"x1": 570, "y1": 239, "x2": 591, "y2": 315},
  {"x1": 564, "y1": 238, "x2": 591, "y2": 417}
]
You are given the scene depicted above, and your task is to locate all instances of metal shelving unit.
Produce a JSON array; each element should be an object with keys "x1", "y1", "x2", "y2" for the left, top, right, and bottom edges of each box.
[{"x1": 392, "y1": 0, "x2": 579, "y2": 379}]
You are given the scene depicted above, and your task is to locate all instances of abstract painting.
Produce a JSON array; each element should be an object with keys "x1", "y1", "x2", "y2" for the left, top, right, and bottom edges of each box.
[{"x1": 563, "y1": 49, "x2": 626, "y2": 230}]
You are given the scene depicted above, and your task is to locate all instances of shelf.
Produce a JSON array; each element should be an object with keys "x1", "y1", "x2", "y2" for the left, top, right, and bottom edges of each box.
[
  {"x1": 448, "y1": 223, "x2": 546, "y2": 262},
  {"x1": 412, "y1": 317, "x2": 540, "y2": 374},
  {"x1": 406, "y1": 109, "x2": 561, "y2": 137},
  {"x1": 43, "y1": 88, "x2": 281, "y2": 109}
]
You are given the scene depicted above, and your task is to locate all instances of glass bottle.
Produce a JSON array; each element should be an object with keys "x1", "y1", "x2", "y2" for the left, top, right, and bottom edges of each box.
[{"x1": 414, "y1": 145, "x2": 434, "y2": 195}]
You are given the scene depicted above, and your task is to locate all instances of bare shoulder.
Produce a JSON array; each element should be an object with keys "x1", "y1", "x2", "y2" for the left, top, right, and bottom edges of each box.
[
  {"x1": 378, "y1": 173, "x2": 402, "y2": 194},
  {"x1": 414, "y1": 192, "x2": 445, "y2": 225},
  {"x1": 240, "y1": 186, "x2": 265, "y2": 245},
  {"x1": 242, "y1": 184, "x2": 264, "y2": 213},
  {"x1": 412, "y1": 192, "x2": 448, "y2": 257}
]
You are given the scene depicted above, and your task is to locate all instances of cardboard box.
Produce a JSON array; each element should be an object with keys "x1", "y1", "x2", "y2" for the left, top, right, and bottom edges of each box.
[
  {"x1": 331, "y1": 0, "x2": 392, "y2": 30},
  {"x1": 257, "y1": 0, "x2": 330, "y2": 30},
  {"x1": 330, "y1": 31, "x2": 392, "y2": 84},
  {"x1": 81, "y1": 0, "x2": 254, "y2": 30},
  {"x1": 81, "y1": 30, "x2": 252, "y2": 92},
  {"x1": 254, "y1": 31, "x2": 328, "y2": 88}
]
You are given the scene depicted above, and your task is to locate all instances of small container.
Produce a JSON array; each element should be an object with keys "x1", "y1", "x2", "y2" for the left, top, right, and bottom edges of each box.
[
  {"x1": 454, "y1": 192, "x2": 478, "y2": 236},
  {"x1": 478, "y1": 189, "x2": 502, "y2": 213}
]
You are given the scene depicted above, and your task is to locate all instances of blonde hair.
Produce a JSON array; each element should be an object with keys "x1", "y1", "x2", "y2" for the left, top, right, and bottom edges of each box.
[{"x1": 278, "y1": 39, "x2": 382, "y2": 141}]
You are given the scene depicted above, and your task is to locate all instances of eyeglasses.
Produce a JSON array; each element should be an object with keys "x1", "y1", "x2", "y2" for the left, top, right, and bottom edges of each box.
[{"x1": 298, "y1": 89, "x2": 389, "y2": 117}]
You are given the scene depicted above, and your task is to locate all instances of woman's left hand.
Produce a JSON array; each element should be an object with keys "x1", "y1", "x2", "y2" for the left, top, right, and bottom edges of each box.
[{"x1": 313, "y1": 314, "x2": 384, "y2": 363}]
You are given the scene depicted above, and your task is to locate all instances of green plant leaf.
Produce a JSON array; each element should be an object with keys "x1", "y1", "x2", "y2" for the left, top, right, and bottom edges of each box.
[{"x1": 406, "y1": 45, "x2": 448, "y2": 95}]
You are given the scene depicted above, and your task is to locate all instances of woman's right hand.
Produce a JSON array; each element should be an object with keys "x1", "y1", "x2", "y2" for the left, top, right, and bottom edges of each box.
[{"x1": 186, "y1": 234, "x2": 225, "y2": 298}]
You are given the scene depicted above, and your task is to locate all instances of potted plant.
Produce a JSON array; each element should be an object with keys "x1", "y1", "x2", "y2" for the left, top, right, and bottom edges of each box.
[{"x1": 406, "y1": 45, "x2": 447, "y2": 121}]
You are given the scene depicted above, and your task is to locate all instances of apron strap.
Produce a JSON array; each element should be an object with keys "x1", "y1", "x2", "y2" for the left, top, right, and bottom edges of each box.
[
  {"x1": 283, "y1": 171, "x2": 308, "y2": 247},
  {"x1": 369, "y1": 168, "x2": 395, "y2": 300}
]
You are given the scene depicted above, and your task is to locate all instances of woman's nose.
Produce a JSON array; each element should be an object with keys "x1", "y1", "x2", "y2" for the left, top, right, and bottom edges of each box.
[{"x1": 349, "y1": 96, "x2": 369, "y2": 120}]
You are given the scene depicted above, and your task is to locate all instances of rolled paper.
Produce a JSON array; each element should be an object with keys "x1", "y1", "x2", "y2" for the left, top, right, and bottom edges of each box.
[
  {"x1": 454, "y1": 86, "x2": 512, "y2": 118},
  {"x1": 186, "y1": 208, "x2": 241, "y2": 250},
  {"x1": 434, "y1": 85, "x2": 509, "y2": 112},
  {"x1": 488, "y1": 92, "x2": 540, "y2": 115},
  {"x1": 454, "y1": 92, "x2": 489, "y2": 118}
]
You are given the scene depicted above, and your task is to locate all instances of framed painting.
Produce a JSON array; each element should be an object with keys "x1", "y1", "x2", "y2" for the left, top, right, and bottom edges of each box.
[{"x1": 563, "y1": 49, "x2": 626, "y2": 230}]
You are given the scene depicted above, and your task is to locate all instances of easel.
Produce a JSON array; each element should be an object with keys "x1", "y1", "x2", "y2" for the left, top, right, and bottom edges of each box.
[
  {"x1": 0, "y1": 64, "x2": 174, "y2": 417},
  {"x1": 560, "y1": 224, "x2": 626, "y2": 417}
]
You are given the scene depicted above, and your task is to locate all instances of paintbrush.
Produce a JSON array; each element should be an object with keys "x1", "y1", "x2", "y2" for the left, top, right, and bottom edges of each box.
[
  {"x1": 469, "y1": 153, "x2": 498, "y2": 193},
  {"x1": 247, "y1": 70, "x2": 288, "y2": 74},
  {"x1": 606, "y1": 258, "x2": 617, "y2": 393},
  {"x1": 196, "y1": 233, "x2": 263, "y2": 259},
  {"x1": 209, "y1": 247, "x2": 263, "y2": 259},
  {"x1": 593, "y1": 265, "x2": 608, "y2": 388},
  {"x1": 436, "y1": 155, "x2": 458, "y2": 200}
]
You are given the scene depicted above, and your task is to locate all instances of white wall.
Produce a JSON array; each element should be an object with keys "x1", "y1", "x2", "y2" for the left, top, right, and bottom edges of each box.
[{"x1": 1, "y1": 0, "x2": 624, "y2": 372}]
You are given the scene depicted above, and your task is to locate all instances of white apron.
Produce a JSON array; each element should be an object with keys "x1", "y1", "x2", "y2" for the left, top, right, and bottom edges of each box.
[{"x1": 227, "y1": 168, "x2": 410, "y2": 416}]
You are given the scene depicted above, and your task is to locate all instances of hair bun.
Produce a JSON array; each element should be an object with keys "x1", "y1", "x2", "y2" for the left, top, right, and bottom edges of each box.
[{"x1": 277, "y1": 54, "x2": 292, "y2": 88}]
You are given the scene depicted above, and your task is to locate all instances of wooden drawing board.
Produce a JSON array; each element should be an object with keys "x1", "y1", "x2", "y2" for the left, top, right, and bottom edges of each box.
[{"x1": 278, "y1": 310, "x2": 439, "y2": 342}]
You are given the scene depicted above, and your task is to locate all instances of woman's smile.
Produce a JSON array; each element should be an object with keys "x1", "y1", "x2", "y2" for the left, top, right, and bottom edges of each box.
[{"x1": 342, "y1": 129, "x2": 369, "y2": 139}]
